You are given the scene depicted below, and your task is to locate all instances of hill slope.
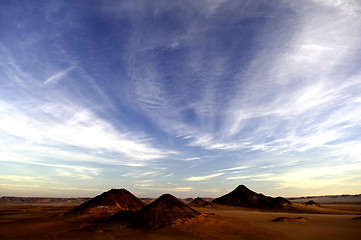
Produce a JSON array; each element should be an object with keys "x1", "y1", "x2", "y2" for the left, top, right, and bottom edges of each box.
[
  {"x1": 127, "y1": 194, "x2": 201, "y2": 228},
  {"x1": 64, "y1": 189, "x2": 145, "y2": 217},
  {"x1": 213, "y1": 185, "x2": 290, "y2": 209},
  {"x1": 189, "y1": 197, "x2": 215, "y2": 207}
]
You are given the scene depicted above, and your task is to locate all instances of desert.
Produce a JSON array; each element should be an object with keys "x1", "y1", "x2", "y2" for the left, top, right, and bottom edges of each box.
[
  {"x1": 1, "y1": 185, "x2": 360, "y2": 240},
  {"x1": 2, "y1": 1, "x2": 361, "y2": 239}
]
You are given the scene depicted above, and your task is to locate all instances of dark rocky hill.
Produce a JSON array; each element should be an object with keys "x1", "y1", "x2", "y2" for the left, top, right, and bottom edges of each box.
[
  {"x1": 189, "y1": 197, "x2": 207, "y2": 205},
  {"x1": 212, "y1": 185, "x2": 290, "y2": 209},
  {"x1": 305, "y1": 200, "x2": 320, "y2": 206},
  {"x1": 122, "y1": 194, "x2": 201, "y2": 228},
  {"x1": 188, "y1": 197, "x2": 215, "y2": 207},
  {"x1": 64, "y1": 189, "x2": 145, "y2": 217}
]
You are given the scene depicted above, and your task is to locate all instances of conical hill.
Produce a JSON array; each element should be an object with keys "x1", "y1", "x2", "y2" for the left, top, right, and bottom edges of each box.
[
  {"x1": 64, "y1": 188, "x2": 145, "y2": 217},
  {"x1": 212, "y1": 185, "x2": 290, "y2": 209},
  {"x1": 127, "y1": 194, "x2": 200, "y2": 228},
  {"x1": 189, "y1": 197, "x2": 215, "y2": 207}
]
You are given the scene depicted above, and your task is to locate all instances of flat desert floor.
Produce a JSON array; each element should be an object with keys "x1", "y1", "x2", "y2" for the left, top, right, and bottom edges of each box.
[{"x1": 0, "y1": 203, "x2": 360, "y2": 240}]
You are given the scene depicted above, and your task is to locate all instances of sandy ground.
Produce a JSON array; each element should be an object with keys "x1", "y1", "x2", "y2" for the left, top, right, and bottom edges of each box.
[
  {"x1": 202, "y1": 207, "x2": 361, "y2": 240},
  {"x1": 0, "y1": 203, "x2": 360, "y2": 240},
  {"x1": 321, "y1": 203, "x2": 361, "y2": 212}
]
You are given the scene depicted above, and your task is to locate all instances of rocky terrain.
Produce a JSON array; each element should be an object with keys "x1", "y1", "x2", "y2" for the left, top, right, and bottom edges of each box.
[
  {"x1": 212, "y1": 185, "x2": 291, "y2": 210},
  {"x1": 0, "y1": 196, "x2": 90, "y2": 204},
  {"x1": 288, "y1": 194, "x2": 361, "y2": 203},
  {"x1": 126, "y1": 194, "x2": 201, "y2": 228},
  {"x1": 64, "y1": 188, "x2": 145, "y2": 217},
  {"x1": 188, "y1": 197, "x2": 215, "y2": 207}
]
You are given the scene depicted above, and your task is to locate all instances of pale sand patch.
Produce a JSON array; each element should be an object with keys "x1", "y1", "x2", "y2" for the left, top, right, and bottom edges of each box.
[{"x1": 201, "y1": 207, "x2": 361, "y2": 240}]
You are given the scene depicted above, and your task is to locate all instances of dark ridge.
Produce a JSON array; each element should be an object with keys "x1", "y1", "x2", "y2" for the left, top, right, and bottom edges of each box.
[
  {"x1": 274, "y1": 197, "x2": 291, "y2": 205},
  {"x1": 189, "y1": 197, "x2": 207, "y2": 206},
  {"x1": 139, "y1": 198, "x2": 156, "y2": 204},
  {"x1": 305, "y1": 200, "x2": 320, "y2": 206},
  {"x1": 212, "y1": 185, "x2": 291, "y2": 209},
  {"x1": 272, "y1": 216, "x2": 308, "y2": 222},
  {"x1": 64, "y1": 189, "x2": 145, "y2": 217},
  {"x1": 0, "y1": 196, "x2": 90, "y2": 204},
  {"x1": 287, "y1": 194, "x2": 361, "y2": 201},
  {"x1": 189, "y1": 197, "x2": 215, "y2": 207},
  {"x1": 353, "y1": 216, "x2": 361, "y2": 220},
  {"x1": 125, "y1": 193, "x2": 200, "y2": 229},
  {"x1": 183, "y1": 197, "x2": 194, "y2": 204},
  {"x1": 202, "y1": 201, "x2": 215, "y2": 207}
]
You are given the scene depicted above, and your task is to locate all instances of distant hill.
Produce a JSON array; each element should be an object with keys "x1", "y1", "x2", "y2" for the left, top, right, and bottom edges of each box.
[
  {"x1": 122, "y1": 193, "x2": 201, "y2": 228},
  {"x1": 189, "y1": 197, "x2": 207, "y2": 206},
  {"x1": 64, "y1": 189, "x2": 145, "y2": 217},
  {"x1": 305, "y1": 200, "x2": 320, "y2": 207},
  {"x1": 139, "y1": 198, "x2": 156, "y2": 204},
  {"x1": 188, "y1": 197, "x2": 215, "y2": 207},
  {"x1": 181, "y1": 197, "x2": 214, "y2": 203},
  {"x1": 212, "y1": 185, "x2": 291, "y2": 209},
  {"x1": 0, "y1": 196, "x2": 90, "y2": 204},
  {"x1": 288, "y1": 194, "x2": 361, "y2": 203}
]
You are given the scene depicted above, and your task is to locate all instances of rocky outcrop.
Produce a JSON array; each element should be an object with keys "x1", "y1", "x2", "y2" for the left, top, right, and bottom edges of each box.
[
  {"x1": 212, "y1": 185, "x2": 291, "y2": 209},
  {"x1": 124, "y1": 194, "x2": 200, "y2": 228},
  {"x1": 64, "y1": 189, "x2": 145, "y2": 217}
]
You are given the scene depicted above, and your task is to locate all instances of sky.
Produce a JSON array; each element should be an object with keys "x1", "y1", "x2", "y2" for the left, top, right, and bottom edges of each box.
[{"x1": 1, "y1": 0, "x2": 361, "y2": 198}]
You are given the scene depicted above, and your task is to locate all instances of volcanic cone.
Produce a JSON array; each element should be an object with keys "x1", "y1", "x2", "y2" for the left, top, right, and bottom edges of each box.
[
  {"x1": 64, "y1": 188, "x2": 145, "y2": 217},
  {"x1": 128, "y1": 193, "x2": 200, "y2": 228},
  {"x1": 213, "y1": 185, "x2": 290, "y2": 209}
]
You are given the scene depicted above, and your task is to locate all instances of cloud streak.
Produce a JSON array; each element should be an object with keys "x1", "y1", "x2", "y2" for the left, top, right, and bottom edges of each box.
[
  {"x1": 0, "y1": 100, "x2": 171, "y2": 161},
  {"x1": 43, "y1": 65, "x2": 75, "y2": 86},
  {"x1": 120, "y1": 0, "x2": 361, "y2": 159},
  {"x1": 185, "y1": 172, "x2": 224, "y2": 182}
]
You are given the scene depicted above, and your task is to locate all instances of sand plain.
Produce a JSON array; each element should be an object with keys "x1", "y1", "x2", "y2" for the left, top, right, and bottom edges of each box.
[{"x1": 0, "y1": 202, "x2": 360, "y2": 240}]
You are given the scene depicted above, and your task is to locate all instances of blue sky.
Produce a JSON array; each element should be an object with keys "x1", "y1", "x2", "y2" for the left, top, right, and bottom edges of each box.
[{"x1": 1, "y1": 0, "x2": 361, "y2": 198}]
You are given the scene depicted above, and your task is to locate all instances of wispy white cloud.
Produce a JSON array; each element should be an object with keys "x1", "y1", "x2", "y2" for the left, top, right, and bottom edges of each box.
[
  {"x1": 226, "y1": 175, "x2": 251, "y2": 180},
  {"x1": 43, "y1": 65, "x2": 75, "y2": 86},
  {"x1": 0, "y1": 100, "x2": 173, "y2": 161},
  {"x1": 185, "y1": 172, "x2": 224, "y2": 182},
  {"x1": 183, "y1": 157, "x2": 201, "y2": 161},
  {"x1": 137, "y1": 186, "x2": 193, "y2": 192},
  {"x1": 136, "y1": 171, "x2": 158, "y2": 177},
  {"x1": 219, "y1": 166, "x2": 249, "y2": 172},
  {"x1": 0, "y1": 175, "x2": 56, "y2": 184},
  {"x1": 174, "y1": 187, "x2": 193, "y2": 191},
  {"x1": 119, "y1": 0, "x2": 361, "y2": 163},
  {"x1": 0, "y1": 183, "x2": 104, "y2": 193},
  {"x1": 135, "y1": 183, "x2": 153, "y2": 187},
  {"x1": 180, "y1": 0, "x2": 361, "y2": 158}
]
